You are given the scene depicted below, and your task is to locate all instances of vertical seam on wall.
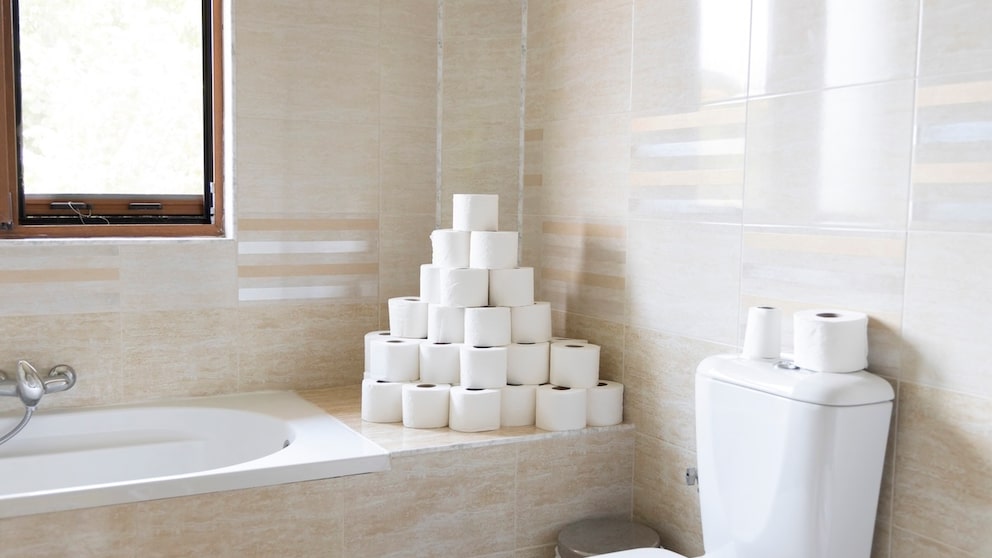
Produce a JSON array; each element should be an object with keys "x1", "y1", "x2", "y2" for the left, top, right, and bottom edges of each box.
[
  {"x1": 517, "y1": 0, "x2": 528, "y2": 259},
  {"x1": 435, "y1": 0, "x2": 444, "y2": 229},
  {"x1": 735, "y1": 0, "x2": 757, "y2": 350}
]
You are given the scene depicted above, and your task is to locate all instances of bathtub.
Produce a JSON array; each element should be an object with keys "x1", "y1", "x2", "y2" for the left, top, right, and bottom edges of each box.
[{"x1": 0, "y1": 391, "x2": 389, "y2": 518}]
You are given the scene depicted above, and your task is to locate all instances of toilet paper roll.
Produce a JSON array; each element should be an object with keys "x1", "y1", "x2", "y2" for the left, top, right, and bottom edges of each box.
[
  {"x1": 549, "y1": 342, "x2": 601, "y2": 388},
  {"x1": 364, "y1": 330, "x2": 395, "y2": 372},
  {"x1": 489, "y1": 267, "x2": 535, "y2": 307},
  {"x1": 419, "y1": 264, "x2": 443, "y2": 305},
  {"x1": 430, "y1": 229, "x2": 471, "y2": 268},
  {"x1": 361, "y1": 379, "x2": 405, "y2": 423},
  {"x1": 742, "y1": 306, "x2": 782, "y2": 360},
  {"x1": 449, "y1": 386, "x2": 501, "y2": 432},
  {"x1": 402, "y1": 383, "x2": 451, "y2": 429},
  {"x1": 464, "y1": 306, "x2": 512, "y2": 347},
  {"x1": 388, "y1": 296, "x2": 429, "y2": 339},
  {"x1": 793, "y1": 309, "x2": 869, "y2": 373},
  {"x1": 500, "y1": 384, "x2": 537, "y2": 427},
  {"x1": 440, "y1": 267, "x2": 489, "y2": 307},
  {"x1": 551, "y1": 337, "x2": 587, "y2": 344},
  {"x1": 510, "y1": 302, "x2": 552, "y2": 343},
  {"x1": 452, "y1": 194, "x2": 499, "y2": 232},
  {"x1": 368, "y1": 338, "x2": 422, "y2": 381},
  {"x1": 420, "y1": 342, "x2": 462, "y2": 385},
  {"x1": 459, "y1": 345, "x2": 508, "y2": 388},
  {"x1": 536, "y1": 385, "x2": 587, "y2": 431},
  {"x1": 427, "y1": 304, "x2": 465, "y2": 343},
  {"x1": 586, "y1": 380, "x2": 624, "y2": 427},
  {"x1": 506, "y1": 342, "x2": 550, "y2": 385},
  {"x1": 469, "y1": 231, "x2": 518, "y2": 270}
]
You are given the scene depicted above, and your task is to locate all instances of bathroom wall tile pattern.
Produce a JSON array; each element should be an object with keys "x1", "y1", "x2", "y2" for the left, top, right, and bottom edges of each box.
[
  {"x1": 919, "y1": 0, "x2": 992, "y2": 78},
  {"x1": 633, "y1": 433, "x2": 704, "y2": 556},
  {"x1": 539, "y1": 218, "x2": 626, "y2": 322},
  {"x1": 0, "y1": 244, "x2": 120, "y2": 316}
]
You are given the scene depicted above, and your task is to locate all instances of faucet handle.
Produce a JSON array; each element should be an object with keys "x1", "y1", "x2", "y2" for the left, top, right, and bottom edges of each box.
[
  {"x1": 16, "y1": 360, "x2": 44, "y2": 408},
  {"x1": 43, "y1": 364, "x2": 76, "y2": 394}
]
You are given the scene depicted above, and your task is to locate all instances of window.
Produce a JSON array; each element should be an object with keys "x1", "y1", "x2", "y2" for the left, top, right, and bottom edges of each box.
[{"x1": 0, "y1": 0, "x2": 223, "y2": 238}]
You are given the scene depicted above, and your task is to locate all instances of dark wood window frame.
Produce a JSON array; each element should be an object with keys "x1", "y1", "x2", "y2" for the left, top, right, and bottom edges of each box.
[{"x1": 0, "y1": 0, "x2": 224, "y2": 238}]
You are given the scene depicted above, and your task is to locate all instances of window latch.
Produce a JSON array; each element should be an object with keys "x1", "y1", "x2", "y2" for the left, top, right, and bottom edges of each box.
[{"x1": 128, "y1": 202, "x2": 163, "y2": 211}]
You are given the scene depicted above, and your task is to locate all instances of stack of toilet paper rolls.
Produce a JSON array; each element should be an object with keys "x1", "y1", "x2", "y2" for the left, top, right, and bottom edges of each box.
[{"x1": 361, "y1": 194, "x2": 624, "y2": 432}]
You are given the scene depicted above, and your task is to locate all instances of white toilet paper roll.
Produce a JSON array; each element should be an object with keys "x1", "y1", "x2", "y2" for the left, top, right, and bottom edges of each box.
[
  {"x1": 586, "y1": 380, "x2": 624, "y2": 427},
  {"x1": 388, "y1": 296, "x2": 429, "y2": 339},
  {"x1": 368, "y1": 338, "x2": 422, "y2": 381},
  {"x1": 419, "y1": 264, "x2": 443, "y2": 305},
  {"x1": 742, "y1": 306, "x2": 782, "y2": 360},
  {"x1": 364, "y1": 330, "x2": 395, "y2": 372},
  {"x1": 793, "y1": 309, "x2": 869, "y2": 373},
  {"x1": 449, "y1": 386, "x2": 501, "y2": 432},
  {"x1": 506, "y1": 342, "x2": 550, "y2": 385},
  {"x1": 500, "y1": 384, "x2": 537, "y2": 427},
  {"x1": 510, "y1": 302, "x2": 552, "y2": 343},
  {"x1": 551, "y1": 337, "x2": 587, "y2": 344},
  {"x1": 402, "y1": 383, "x2": 451, "y2": 429},
  {"x1": 440, "y1": 267, "x2": 489, "y2": 307},
  {"x1": 459, "y1": 345, "x2": 508, "y2": 388},
  {"x1": 431, "y1": 229, "x2": 471, "y2": 268},
  {"x1": 427, "y1": 304, "x2": 465, "y2": 343},
  {"x1": 489, "y1": 267, "x2": 535, "y2": 307},
  {"x1": 464, "y1": 306, "x2": 512, "y2": 347},
  {"x1": 420, "y1": 342, "x2": 462, "y2": 385},
  {"x1": 549, "y1": 342, "x2": 601, "y2": 388},
  {"x1": 536, "y1": 385, "x2": 587, "y2": 431},
  {"x1": 361, "y1": 379, "x2": 405, "y2": 423},
  {"x1": 469, "y1": 231, "x2": 518, "y2": 270},
  {"x1": 452, "y1": 194, "x2": 499, "y2": 232}
]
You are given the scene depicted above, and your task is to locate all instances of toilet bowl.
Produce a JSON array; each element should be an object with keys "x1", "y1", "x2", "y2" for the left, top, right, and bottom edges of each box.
[{"x1": 603, "y1": 355, "x2": 893, "y2": 558}]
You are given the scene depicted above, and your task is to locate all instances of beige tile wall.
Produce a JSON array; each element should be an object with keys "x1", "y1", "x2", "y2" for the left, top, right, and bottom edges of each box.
[{"x1": 523, "y1": 0, "x2": 992, "y2": 556}]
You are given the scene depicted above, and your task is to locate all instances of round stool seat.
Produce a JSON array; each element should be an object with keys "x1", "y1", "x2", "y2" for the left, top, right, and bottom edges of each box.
[{"x1": 557, "y1": 518, "x2": 662, "y2": 558}]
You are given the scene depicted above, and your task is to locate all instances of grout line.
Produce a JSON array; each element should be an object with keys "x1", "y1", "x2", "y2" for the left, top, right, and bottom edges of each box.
[
  {"x1": 517, "y1": 0, "x2": 527, "y2": 258},
  {"x1": 435, "y1": 0, "x2": 444, "y2": 230}
]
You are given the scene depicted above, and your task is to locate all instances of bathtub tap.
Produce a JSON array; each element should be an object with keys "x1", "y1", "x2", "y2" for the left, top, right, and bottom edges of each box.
[{"x1": 0, "y1": 361, "x2": 77, "y2": 445}]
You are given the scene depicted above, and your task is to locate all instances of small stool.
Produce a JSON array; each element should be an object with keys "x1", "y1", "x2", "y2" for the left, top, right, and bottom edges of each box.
[{"x1": 556, "y1": 518, "x2": 662, "y2": 557}]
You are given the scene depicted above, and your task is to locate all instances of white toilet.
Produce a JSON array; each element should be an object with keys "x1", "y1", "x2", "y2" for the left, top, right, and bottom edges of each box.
[{"x1": 603, "y1": 354, "x2": 894, "y2": 558}]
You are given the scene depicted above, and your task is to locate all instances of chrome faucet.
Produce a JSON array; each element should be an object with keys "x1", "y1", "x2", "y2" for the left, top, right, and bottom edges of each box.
[{"x1": 0, "y1": 361, "x2": 76, "y2": 408}]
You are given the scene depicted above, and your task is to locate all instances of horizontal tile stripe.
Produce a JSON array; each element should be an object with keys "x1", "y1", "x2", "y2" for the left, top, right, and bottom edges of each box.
[
  {"x1": 238, "y1": 285, "x2": 353, "y2": 302},
  {"x1": 630, "y1": 169, "x2": 742, "y2": 187},
  {"x1": 237, "y1": 240, "x2": 370, "y2": 255},
  {"x1": 542, "y1": 221, "x2": 625, "y2": 238},
  {"x1": 744, "y1": 231, "x2": 904, "y2": 259},
  {"x1": 541, "y1": 267, "x2": 625, "y2": 289},
  {"x1": 631, "y1": 106, "x2": 746, "y2": 132},
  {"x1": 917, "y1": 80, "x2": 992, "y2": 107},
  {"x1": 0, "y1": 268, "x2": 119, "y2": 284},
  {"x1": 524, "y1": 128, "x2": 544, "y2": 141},
  {"x1": 239, "y1": 218, "x2": 378, "y2": 232},
  {"x1": 238, "y1": 263, "x2": 378, "y2": 278},
  {"x1": 914, "y1": 162, "x2": 992, "y2": 183},
  {"x1": 523, "y1": 174, "x2": 543, "y2": 186}
]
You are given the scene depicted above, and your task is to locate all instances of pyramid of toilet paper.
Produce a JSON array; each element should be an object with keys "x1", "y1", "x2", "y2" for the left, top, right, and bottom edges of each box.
[{"x1": 361, "y1": 194, "x2": 624, "y2": 432}]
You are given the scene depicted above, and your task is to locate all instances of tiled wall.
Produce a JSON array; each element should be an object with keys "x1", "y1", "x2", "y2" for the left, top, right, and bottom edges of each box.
[{"x1": 519, "y1": 1, "x2": 992, "y2": 557}]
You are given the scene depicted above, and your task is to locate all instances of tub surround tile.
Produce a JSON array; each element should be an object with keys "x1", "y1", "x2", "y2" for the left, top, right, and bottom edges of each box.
[
  {"x1": 743, "y1": 80, "x2": 915, "y2": 230},
  {"x1": 893, "y1": 383, "x2": 992, "y2": 555},
  {"x1": 633, "y1": 433, "x2": 704, "y2": 557},
  {"x1": 748, "y1": 0, "x2": 918, "y2": 96},
  {"x1": 632, "y1": 0, "x2": 750, "y2": 111},
  {"x1": 0, "y1": 244, "x2": 120, "y2": 316},
  {"x1": 379, "y1": 126, "x2": 438, "y2": 216},
  {"x1": 119, "y1": 242, "x2": 238, "y2": 312},
  {"x1": 0, "y1": 504, "x2": 136, "y2": 557},
  {"x1": 919, "y1": 0, "x2": 992, "y2": 77},
  {"x1": 891, "y1": 526, "x2": 978, "y2": 558},
  {"x1": 903, "y1": 232, "x2": 992, "y2": 398}
]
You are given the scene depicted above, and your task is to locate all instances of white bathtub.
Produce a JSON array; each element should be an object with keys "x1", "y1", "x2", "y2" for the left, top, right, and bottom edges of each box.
[{"x1": 0, "y1": 391, "x2": 389, "y2": 518}]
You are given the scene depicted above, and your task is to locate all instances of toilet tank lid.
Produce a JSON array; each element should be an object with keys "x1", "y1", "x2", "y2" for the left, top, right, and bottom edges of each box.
[{"x1": 697, "y1": 354, "x2": 894, "y2": 407}]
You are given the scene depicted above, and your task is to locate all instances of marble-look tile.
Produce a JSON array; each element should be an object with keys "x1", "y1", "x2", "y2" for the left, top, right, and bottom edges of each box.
[
  {"x1": 0, "y1": 244, "x2": 120, "y2": 316},
  {"x1": 237, "y1": 301, "x2": 377, "y2": 389},
  {"x1": 380, "y1": 126, "x2": 436, "y2": 216},
  {"x1": 340, "y1": 445, "x2": 517, "y2": 557},
  {"x1": 623, "y1": 327, "x2": 729, "y2": 451},
  {"x1": 380, "y1": 26, "x2": 438, "y2": 128},
  {"x1": 235, "y1": 0, "x2": 379, "y2": 30},
  {"x1": 515, "y1": 429, "x2": 634, "y2": 547},
  {"x1": 912, "y1": 73, "x2": 992, "y2": 232},
  {"x1": 235, "y1": 117, "x2": 379, "y2": 217},
  {"x1": 379, "y1": 213, "x2": 435, "y2": 301},
  {"x1": 0, "y1": 312, "x2": 123, "y2": 410},
  {"x1": 442, "y1": 34, "x2": 521, "y2": 124},
  {"x1": 0, "y1": 503, "x2": 136, "y2": 557},
  {"x1": 440, "y1": 121, "x2": 521, "y2": 224},
  {"x1": 234, "y1": 21, "x2": 379, "y2": 123},
  {"x1": 892, "y1": 383, "x2": 992, "y2": 556},
  {"x1": 541, "y1": 0, "x2": 632, "y2": 121},
  {"x1": 119, "y1": 241, "x2": 238, "y2": 312},
  {"x1": 513, "y1": 545, "x2": 557, "y2": 558},
  {"x1": 919, "y1": 0, "x2": 992, "y2": 77},
  {"x1": 381, "y1": 0, "x2": 436, "y2": 38},
  {"x1": 445, "y1": 0, "x2": 522, "y2": 37},
  {"x1": 872, "y1": 519, "x2": 891, "y2": 558},
  {"x1": 632, "y1": 0, "x2": 750, "y2": 111},
  {"x1": 633, "y1": 433, "x2": 703, "y2": 556},
  {"x1": 122, "y1": 308, "x2": 239, "y2": 400},
  {"x1": 629, "y1": 103, "x2": 746, "y2": 224},
  {"x1": 890, "y1": 526, "x2": 977, "y2": 558},
  {"x1": 740, "y1": 226, "x2": 906, "y2": 376},
  {"x1": 540, "y1": 219, "x2": 626, "y2": 323},
  {"x1": 743, "y1": 80, "x2": 915, "y2": 230},
  {"x1": 749, "y1": 0, "x2": 918, "y2": 96},
  {"x1": 902, "y1": 231, "x2": 992, "y2": 397},
  {"x1": 627, "y1": 220, "x2": 741, "y2": 345}
]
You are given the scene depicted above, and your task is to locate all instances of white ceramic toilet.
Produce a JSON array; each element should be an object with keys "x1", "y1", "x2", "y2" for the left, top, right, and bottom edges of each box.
[{"x1": 602, "y1": 354, "x2": 894, "y2": 558}]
